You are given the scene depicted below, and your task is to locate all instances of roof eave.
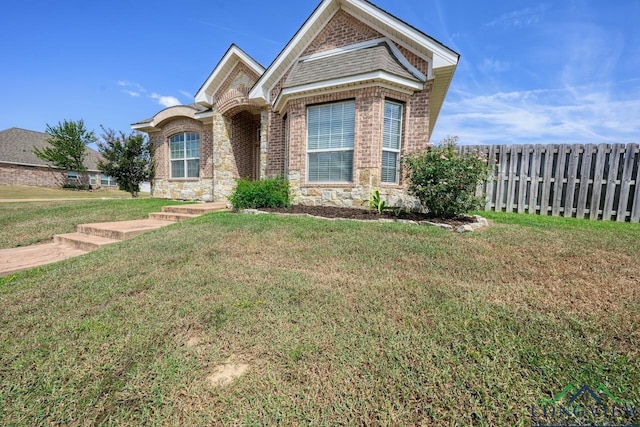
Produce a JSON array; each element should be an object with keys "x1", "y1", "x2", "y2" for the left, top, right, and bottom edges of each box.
[{"x1": 274, "y1": 71, "x2": 423, "y2": 112}]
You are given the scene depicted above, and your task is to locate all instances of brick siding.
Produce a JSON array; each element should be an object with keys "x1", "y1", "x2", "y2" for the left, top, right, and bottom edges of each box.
[{"x1": 0, "y1": 163, "x2": 66, "y2": 187}]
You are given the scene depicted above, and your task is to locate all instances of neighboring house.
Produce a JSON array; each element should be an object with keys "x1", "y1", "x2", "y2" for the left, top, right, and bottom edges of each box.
[
  {"x1": 132, "y1": 0, "x2": 459, "y2": 206},
  {"x1": 0, "y1": 127, "x2": 117, "y2": 189}
]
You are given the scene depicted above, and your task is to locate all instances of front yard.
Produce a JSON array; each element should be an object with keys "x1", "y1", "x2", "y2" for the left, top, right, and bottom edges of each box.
[{"x1": 0, "y1": 208, "x2": 638, "y2": 425}]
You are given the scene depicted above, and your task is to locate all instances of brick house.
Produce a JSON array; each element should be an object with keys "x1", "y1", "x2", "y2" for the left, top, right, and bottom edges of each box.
[
  {"x1": 132, "y1": 0, "x2": 459, "y2": 206},
  {"x1": 0, "y1": 127, "x2": 117, "y2": 189}
]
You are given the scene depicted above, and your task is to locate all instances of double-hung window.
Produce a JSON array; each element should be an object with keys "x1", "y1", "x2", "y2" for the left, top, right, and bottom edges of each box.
[
  {"x1": 382, "y1": 101, "x2": 403, "y2": 184},
  {"x1": 170, "y1": 132, "x2": 200, "y2": 178},
  {"x1": 307, "y1": 101, "x2": 355, "y2": 183}
]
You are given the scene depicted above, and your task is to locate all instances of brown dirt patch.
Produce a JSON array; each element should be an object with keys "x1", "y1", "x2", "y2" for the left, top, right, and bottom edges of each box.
[
  {"x1": 259, "y1": 205, "x2": 474, "y2": 227},
  {"x1": 207, "y1": 363, "x2": 249, "y2": 387}
]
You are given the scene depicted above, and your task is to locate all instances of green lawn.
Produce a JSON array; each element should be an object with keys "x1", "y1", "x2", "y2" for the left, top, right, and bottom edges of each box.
[
  {"x1": 0, "y1": 211, "x2": 638, "y2": 425},
  {"x1": 0, "y1": 184, "x2": 144, "y2": 199},
  {"x1": 0, "y1": 199, "x2": 189, "y2": 249}
]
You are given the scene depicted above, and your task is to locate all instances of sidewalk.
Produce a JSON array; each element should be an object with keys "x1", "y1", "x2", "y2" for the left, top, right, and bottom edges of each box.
[{"x1": 0, "y1": 202, "x2": 227, "y2": 276}]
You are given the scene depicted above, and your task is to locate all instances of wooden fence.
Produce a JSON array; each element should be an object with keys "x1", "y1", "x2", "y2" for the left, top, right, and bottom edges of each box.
[{"x1": 458, "y1": 143, "x2": 640, "y2": 222}]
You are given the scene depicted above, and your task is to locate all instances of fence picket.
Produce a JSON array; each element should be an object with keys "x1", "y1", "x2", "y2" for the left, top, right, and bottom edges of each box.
[
  {"x1": 589, "y1": 144, "x2": 608, "y2": 220},
  {"x1": 518, "y1": 145, "x2": 531, "y2": 213},
  {"x1": 575, "y1": 144, "x2": 594, "y2": 219},
  {"x1": 563, "y1": 144, "x2": 580, "y2": 218},
  {"x1": 485, "y1": 145, "x2": 497, "y2": 210},
  {"x1": 528, "y1": 145, "x2": 542, "y2": 214},
  {"x1": 540, "y1": 145, "x2": 555, "y2": 216},
  {"x1": 616, "y1": 143, "x2": 638, "y2": 222},
  {"x1": 632, "y1": 148, "x2": 640, "y2": 222},
  {"x1": 552, "y1": 145, "x2": 568, "y2": 216},
  {"x1": 458, "y1": 142, "x2": 639, "y2": 222},
  {"x1": 602, "y1": 144, "x2": 622, "y2": 221},
  {"x1": 506, "y1": 145, "x2": 519, "y2": 212}
]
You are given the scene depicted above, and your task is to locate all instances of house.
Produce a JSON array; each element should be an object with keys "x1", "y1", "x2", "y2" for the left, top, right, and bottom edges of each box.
[
  {"x1": 132, "y1": 0, "x2": 459, "y2": 207},
  {"x1": 0, "y1": 127, "x2": 117, "y2": 189}
]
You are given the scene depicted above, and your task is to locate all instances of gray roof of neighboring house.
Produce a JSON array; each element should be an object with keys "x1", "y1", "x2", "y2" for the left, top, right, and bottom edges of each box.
[
  {"x1": 0, "y1": 127, "x2": 103, "y2": 171},
  {"x1": 283, "y1": 41, "x2": 422, "y2": 89}
]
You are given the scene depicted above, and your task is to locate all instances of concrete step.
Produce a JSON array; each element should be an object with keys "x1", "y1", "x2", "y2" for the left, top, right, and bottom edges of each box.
[
  {"x1": 161, "y1": 202, "x2": 228, "y2": 215},
  {"x1": 54, "y1": 233, "x2": 119, "y2": 251},
  {"x1": 77, "y1": 219, "x2": 175, "y2": 240},
  {"x1": 0, "y1": 243, "x2": 88, "y2": 276},
  {"x1": 148, "y1": 212, "x2": 199, "y2": 222}
]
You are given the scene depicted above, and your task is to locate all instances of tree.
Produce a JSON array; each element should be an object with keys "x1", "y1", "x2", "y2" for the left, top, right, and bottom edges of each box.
[
  {"x1": 97, "y1": 127, "x2": 153, "y2": 198},
  {"x1": 33, "y1": 119, "x2": 97, "y2": 188}
]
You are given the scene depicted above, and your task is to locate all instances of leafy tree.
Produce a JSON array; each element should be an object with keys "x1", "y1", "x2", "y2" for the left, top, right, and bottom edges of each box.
[
  {"x1": 33, "y1": 119, "x2": 97, "y2": 188},
  {"x1": 403, "y1": 136, "x2": 490, "y2": 218},
  {"x1": 97, "y1": 127, "x2": 152, "y2": 198}
]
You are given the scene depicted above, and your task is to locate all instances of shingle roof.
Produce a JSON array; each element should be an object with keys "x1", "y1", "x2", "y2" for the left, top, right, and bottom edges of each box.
[
  {"x1": 283, "y1": 42, "x2": 421, "y2": 89},
  {"x1": 0, "y1": 127, "x2": 103, "y2": 171}
]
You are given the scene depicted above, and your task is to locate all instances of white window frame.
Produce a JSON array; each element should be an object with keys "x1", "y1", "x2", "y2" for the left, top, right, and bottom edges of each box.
[
  {"x1": 382, "y1": 100, "x2": 403, "y2": 184},
  {"x1": 100, "y1": 175, "x2": 117, "y2": 186},
  {"x1": 169, "y1": 132, "x2": 200, "y2": 179},
  {"x1": 306, "y1": 100, "x2": 355, "y2": 183}
]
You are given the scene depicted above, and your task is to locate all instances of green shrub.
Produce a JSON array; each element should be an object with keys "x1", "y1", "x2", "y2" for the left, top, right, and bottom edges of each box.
[
  {"x1": 228, "y1": 176, "x2": 291, "y2": 210},
  {"x1": 403, "y1": 136, "x2": 489, "y2": 218}
]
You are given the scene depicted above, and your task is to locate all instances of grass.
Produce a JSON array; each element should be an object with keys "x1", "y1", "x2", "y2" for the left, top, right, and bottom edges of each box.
[
  {"x1": 0, "y1": 184, "x2": 145, "y2": 199},
  {"x1": 0, "y1": 211, "x2": 638, "y2": 425},
  {"x1": 0, "y1": 199, "x2": 189, "y2": 249}
]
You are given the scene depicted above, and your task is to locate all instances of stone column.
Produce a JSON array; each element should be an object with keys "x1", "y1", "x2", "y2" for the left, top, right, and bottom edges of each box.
[{"x1": 259, "y1": 110, "x2": 269, "y2": 180}]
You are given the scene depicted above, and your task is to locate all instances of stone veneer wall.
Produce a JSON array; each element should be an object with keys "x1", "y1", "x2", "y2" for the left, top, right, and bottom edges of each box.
[{"x1": 152, "y1": 179, "x2": 213, "y2": 201}]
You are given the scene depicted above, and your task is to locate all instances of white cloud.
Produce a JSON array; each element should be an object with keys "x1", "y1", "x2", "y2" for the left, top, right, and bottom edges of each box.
[
  {"x1": 118, "y1": 80, "x2": 146, "y2": 97},
  {"x1": 485, "y1": 5, "x2": 548, "y2": 29},
  {"x1": 480, "y1": 58, "x2": 510, "y2": 73},
  {"x1": 432, "y1": 82, "x2": 640, "y2": 145},
  {"x1": 150, "y1": 93, "x2": 181, "y2": 108}
]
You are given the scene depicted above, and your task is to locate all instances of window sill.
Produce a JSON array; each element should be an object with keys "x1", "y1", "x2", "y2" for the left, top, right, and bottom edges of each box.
[
  {"x1": 168, "y1": 178, "x2": 201, "y2": 182},
  {"x1": 303, "y1": 182, "x2": 355, "y2": 187}
]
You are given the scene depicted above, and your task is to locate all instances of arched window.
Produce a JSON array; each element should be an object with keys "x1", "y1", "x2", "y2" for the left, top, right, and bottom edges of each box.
[{"x1": 170, "y1": 132, "x2": 200, "y2": 178}]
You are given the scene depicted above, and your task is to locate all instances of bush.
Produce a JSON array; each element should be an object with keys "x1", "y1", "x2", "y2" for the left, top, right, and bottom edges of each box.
[
  {"x1": 228, "y1": 176, "x2": 291, "y2": 210},
  {"x1": 403, "y1": 136, "x2": 489, "y2": 218}
]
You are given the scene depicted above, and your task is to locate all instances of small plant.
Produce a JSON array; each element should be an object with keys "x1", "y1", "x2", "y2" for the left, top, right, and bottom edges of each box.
[
  {"x1": 403, "y1": 136, "x2": 489, "y2": 218},
  {"x1": 364, "y1": 189, "x2": 392, "y2": 214},
  {"x1": 228, "y1": 176, "x2": 291, "y2": 210}
]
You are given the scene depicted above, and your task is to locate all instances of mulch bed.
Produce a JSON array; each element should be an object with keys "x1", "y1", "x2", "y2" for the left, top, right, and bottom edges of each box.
[{"x1": 258, "y1": 205, "x2": 475, "y2": 227}]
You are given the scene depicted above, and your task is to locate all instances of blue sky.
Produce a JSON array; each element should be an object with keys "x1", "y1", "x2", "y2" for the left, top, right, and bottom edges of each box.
[{"x1": 1, "y1": 0, "x2": 638, "y2": 145}]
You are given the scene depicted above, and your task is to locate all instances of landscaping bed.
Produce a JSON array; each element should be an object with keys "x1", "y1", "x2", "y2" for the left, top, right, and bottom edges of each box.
[{"x1": 259, "y1": 205, "x2": 475, "y2": 227}]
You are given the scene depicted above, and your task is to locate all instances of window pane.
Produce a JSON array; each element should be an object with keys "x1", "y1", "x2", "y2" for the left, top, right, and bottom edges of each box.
[
  {"x1": 187, "y1": 159, "x2": 199, "y2": 178},
  {"x1": 383, "y1": 102, "x2": 402, "y2": 150},
  {"x1": 170, "y1": 137, "x2": 184, "y2": 159},
  {"x1": 185, "y1": 133, "x2": 199, "y2": 158},
  {"x1": 308, "y1": 151, "x2": 353, "y2": 182},
  {"x1": 308, "y1": 101, "x2": 355, "y2": 151},
  {"x1": 171, "y1": 160, "x2": 185, "y2": 178},
  {"x1": 381, "y1": 151, "x2": 399, "y2": 184}
]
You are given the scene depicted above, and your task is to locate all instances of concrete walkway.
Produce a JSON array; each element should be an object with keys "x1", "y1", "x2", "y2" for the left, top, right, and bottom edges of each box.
[{"x1": 0, "y1": 202, "x2": 227, "y2": 276}]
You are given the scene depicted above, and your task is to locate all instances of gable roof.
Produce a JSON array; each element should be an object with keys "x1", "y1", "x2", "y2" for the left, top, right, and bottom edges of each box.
[
  {"x1": 249, "y1": 0, "x2": 459, "y2": 137},
  {"x1": 0, "y1": 127, "x2": 103, "y2": 171},
  {"x1": 195, "y1": 44, "x2": 265, "y2": 107},
  {"x1": 274, "y1": 39, "x2": 425, "y2": 112}
]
